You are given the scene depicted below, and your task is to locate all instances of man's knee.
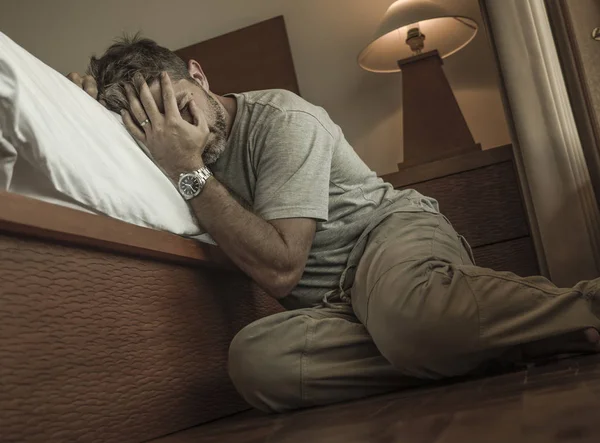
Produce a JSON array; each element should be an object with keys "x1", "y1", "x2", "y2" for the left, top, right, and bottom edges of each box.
[
  {"x1": 367, "y1": 271, "x2": 480, "y2": 378},
  {"x1": 228, "y1": 315, "x2": 309, "y2": 413}
]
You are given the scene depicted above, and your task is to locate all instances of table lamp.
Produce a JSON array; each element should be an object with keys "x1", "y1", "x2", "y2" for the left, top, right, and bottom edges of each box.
[{"x1": 359, "y1": 0, "x2": 479, "y2": 169}]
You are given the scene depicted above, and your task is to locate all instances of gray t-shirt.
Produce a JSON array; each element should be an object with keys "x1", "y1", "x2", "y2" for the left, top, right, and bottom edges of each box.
[{"x1": 211, "y1": 90, "x2": 438, "y2": 309}]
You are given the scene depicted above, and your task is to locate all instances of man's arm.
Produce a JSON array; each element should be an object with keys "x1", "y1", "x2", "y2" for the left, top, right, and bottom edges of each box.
[
  {"x1": 190, "y1": 177, "x2": 316, "y2": 299},
  {"x1": 121, "y1": 72, "x2": 316, "y2": 299}
]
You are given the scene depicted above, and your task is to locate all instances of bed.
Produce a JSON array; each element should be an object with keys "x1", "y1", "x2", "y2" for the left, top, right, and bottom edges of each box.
[{"x1": 0, "y1": 16, "x2": 297, "y2": 443}]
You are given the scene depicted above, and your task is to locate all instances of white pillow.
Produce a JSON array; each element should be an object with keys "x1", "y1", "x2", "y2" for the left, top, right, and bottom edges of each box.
[{"x1": 0, "y1": 32, "x2": 202, "y2": 236}]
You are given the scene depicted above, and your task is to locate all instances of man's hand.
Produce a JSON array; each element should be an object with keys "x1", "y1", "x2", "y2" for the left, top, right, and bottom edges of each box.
[
  {"x1": 66, "y1": 72, "x2": 100, "y2": 101},
  {"x1": 122, "y1": 72, "x2": 208, "y2": 180}
]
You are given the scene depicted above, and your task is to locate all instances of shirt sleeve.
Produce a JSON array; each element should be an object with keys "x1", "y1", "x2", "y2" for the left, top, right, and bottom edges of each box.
[{"x1": 252, "y1": 110, "x2": 333, "y2": 222}]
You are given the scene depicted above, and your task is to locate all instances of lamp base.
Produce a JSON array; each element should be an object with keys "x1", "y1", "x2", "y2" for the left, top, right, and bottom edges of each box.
[{"x1": 398, "y1": 50, "x2": 479, "y2": 169}]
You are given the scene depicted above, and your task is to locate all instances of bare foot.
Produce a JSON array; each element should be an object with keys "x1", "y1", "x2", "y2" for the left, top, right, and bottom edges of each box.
[{"x1": 521, "y1": 328, "x2": 600, "y2": 360}]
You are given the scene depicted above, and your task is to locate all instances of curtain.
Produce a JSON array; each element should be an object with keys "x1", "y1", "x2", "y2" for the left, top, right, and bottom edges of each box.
[{"x1": 481, "y1": 0, "x2": 600, "y2": 286}]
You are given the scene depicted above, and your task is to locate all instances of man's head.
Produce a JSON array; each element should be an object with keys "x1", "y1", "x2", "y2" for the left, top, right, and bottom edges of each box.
[{"x1": 88, "y1": 35, "x2": 228, "y2": 164}]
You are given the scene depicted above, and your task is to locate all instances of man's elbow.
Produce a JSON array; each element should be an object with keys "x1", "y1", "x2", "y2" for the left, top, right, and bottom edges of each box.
[{"x1": 264, "y1": 267, "x2": 302, "y2": 300}]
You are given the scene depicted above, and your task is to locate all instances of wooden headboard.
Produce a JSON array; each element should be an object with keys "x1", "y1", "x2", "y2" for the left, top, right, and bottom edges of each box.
[{"x1": 175, "y1": 15, "x2": 300, "y2": 95}]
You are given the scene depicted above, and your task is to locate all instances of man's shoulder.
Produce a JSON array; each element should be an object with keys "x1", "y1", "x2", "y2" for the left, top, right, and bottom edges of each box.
[
  {"x1": 237, "y1": 89, "x2": 334, "y2": 136},
  {"x1": 238, "y1": 89, "x2": 320, "y2": 118}
]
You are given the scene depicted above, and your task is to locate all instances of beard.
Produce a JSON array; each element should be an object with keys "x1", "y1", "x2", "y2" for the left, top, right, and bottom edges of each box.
[{"x1": 201, "y1": 91, "x2": 228, "y2": 165}]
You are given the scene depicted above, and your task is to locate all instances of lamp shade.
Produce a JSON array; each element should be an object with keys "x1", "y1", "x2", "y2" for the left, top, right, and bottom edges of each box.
[{"x1": 358, "y1": 0, "x2": 478, "y2": 73}]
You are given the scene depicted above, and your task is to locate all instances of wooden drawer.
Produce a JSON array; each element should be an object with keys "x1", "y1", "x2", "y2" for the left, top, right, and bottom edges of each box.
[
  {"x1": 473, "y1": 237, "x2": 540, "y2": 277},
  {"x1": 402, "y1": 161, "x2": 529, "y2": 247}
]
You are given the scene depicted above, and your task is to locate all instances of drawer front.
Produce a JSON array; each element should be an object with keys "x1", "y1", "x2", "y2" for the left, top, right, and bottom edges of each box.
[
  {"x1": 473, "y1": 237, "x2": 540, "y2": 277},
  {"x1": 401, "y1": 161, "x2": 529, "y2": 247}
]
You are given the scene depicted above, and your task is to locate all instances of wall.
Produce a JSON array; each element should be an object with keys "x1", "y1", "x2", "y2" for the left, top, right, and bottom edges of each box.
[{"x1": 0, "y1": 0, "x2": 510, "y2": 175}]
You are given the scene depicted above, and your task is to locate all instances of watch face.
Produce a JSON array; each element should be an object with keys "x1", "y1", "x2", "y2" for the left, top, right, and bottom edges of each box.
[{"x1": 179, "y1": 174, "x2": 201, "y2": 198}]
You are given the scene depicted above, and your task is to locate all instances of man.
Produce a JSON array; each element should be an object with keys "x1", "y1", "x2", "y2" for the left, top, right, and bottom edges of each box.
[{"x1": 68, "y1": 36, "x2": 600, "y2": 413}]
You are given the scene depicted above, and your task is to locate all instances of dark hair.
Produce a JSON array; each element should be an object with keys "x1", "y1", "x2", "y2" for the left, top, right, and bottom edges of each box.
[{"x1": 87, "y1": 34, "x2": 193, "y2": 112}]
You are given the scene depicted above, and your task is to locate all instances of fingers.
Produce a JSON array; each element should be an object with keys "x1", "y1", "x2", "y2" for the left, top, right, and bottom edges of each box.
[
  {"x1": 67, "y1": 73, "x2": 99, "y2": 100},
  {"x1": 121, "y1": 109, "x2": 146, "y2": 142},
  {"x1": 133, "y1": 74, "x2": 161, "y2": 125},
  {"x1": 124, "y1": 83, "x2": 150, "y2": 131},
  {"x1": 66, "y1": 72, "x2": 83, "y2": 88},
  {"x1": 188, "y1": 100, "x2": 201, "y2": 126},
  {"x1": 161, "y1": 72, "x2": 179, "y2": 120},
  {"x1": 81, "y1": 75, "x2": 98, "y2": 99}
]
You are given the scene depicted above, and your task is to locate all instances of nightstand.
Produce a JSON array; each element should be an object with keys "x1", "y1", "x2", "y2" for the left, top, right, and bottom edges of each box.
[{"x1": 381, "y1": 145, "x2": 540, "y2": 277}]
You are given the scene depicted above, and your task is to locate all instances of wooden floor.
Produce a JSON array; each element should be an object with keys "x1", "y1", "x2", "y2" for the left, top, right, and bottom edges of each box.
[{"x1": 151, "y1": 354, "x2": 600, "y2": 443}]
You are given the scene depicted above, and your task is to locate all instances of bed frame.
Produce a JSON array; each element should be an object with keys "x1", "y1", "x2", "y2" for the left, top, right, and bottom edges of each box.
[
  {"x1": 0, "y1": 191, "x2": 284, "y2": 442},
  {"x1": 0, "y1": 16, "x2": 298, "y2": 443}
]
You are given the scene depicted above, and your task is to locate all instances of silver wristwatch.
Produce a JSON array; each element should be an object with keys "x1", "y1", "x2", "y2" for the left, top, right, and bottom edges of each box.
[{"x1": 177, "y1": 166, "x2": 213, "y2": 200}]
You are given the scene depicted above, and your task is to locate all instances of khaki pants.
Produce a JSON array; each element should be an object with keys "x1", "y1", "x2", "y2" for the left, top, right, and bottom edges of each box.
[{"x1": 228, "y1": 212, "x2": 600, "y2": 412}]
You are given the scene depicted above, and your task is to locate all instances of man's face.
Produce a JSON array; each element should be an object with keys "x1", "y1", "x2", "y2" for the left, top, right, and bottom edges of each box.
[{"x1": 147, "y1": 77, "x2": 228, "y2": 165}]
